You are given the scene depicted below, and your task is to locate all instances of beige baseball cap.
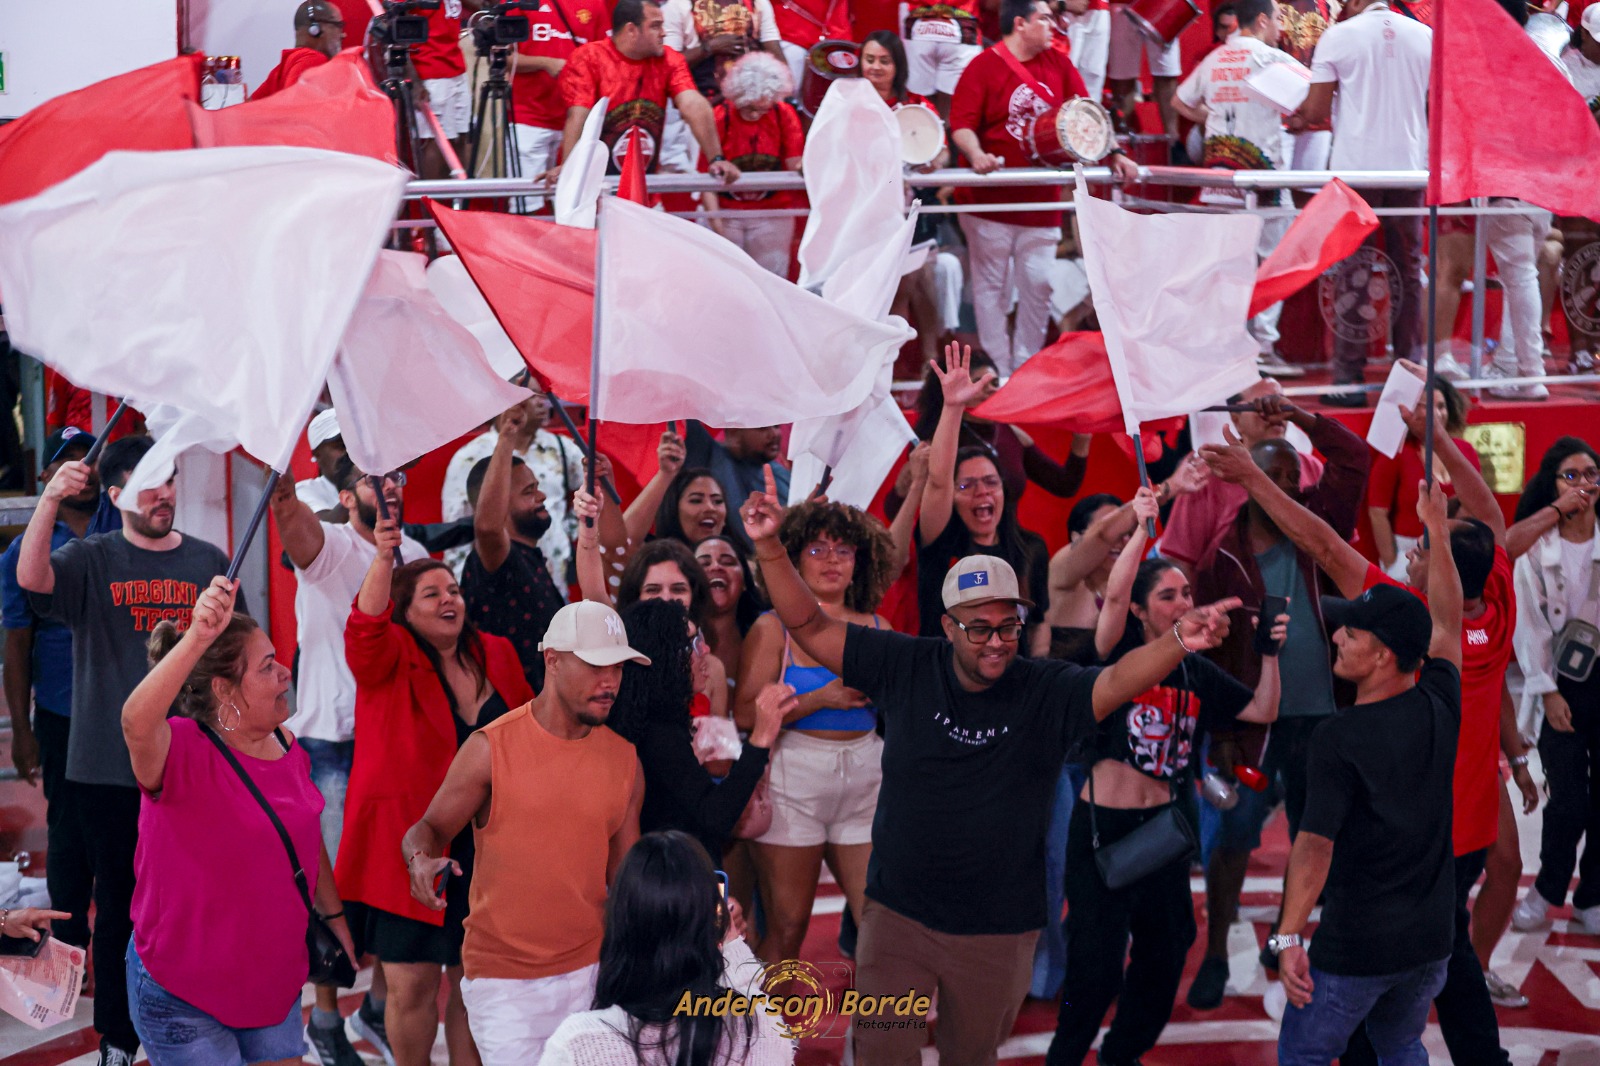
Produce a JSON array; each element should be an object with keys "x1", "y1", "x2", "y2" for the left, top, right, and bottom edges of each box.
[
  {"x1": 538, "y1": 601, "x2": 652, "y2": 667},
  {"x1": 941, "y1": 555, "x2": 1034, "y2": 610}
]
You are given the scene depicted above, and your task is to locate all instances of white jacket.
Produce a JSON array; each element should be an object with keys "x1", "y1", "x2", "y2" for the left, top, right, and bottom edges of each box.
[{"x1": 1512, "y1": 525, "x2": 1600, "y2": 737}]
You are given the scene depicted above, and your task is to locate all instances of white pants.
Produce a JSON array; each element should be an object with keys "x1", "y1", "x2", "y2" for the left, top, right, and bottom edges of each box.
[
  {"x1": 1066, "y1": 9, "x2": 1112, "y2": 102},
  {"x1": 1486, "y1": 201, "x2": 1553, "y2": 375},
  {"x1": 960, "y1": 215, "x2": 1057, "y2": 376},
  {"x1": 720, "y1": 215, "x2": 797, "y2": 276},
  {"x1": 905, "y1": 36, "x2": 982, "y2": 95},
  {"x1": 1286, "y1": 128, "x2": 1332, "y2": 171},
  {"x1": 513, "y1": 123, "x2": 564, "y2": 211},
  {"x1": 1108, "y1": 6, "x2": 1181, "y2": 80},
  {"x1": 780, "y1": 40, "x2": 809, "y2": 97},
  {"x1": 417, "y1": 73, "x2": 471, "y2": 138},
  {"x1": 460, "y1": 963, "x2": 598, "y2": 1066},
  {"x1": 935, "y1": 250, "x2": 964, "y2": 332},
  {"x1": 1385, "y1": 536, "x2": 1419, "y2": 582},
  {"x1": 1250, "y1": 207, "x2": 1292, "y2": 355},
  {"x1": 658, "y1": 102, "x2": 696, "y2": 174}
]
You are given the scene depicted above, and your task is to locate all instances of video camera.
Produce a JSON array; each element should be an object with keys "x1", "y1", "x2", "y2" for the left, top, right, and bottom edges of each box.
[
  {"x1": 374, "y1": 0, "x2": 442, "y2": 47},
  {"x1": 471, "y1": 1, "x2": 540, "y2": 48}
]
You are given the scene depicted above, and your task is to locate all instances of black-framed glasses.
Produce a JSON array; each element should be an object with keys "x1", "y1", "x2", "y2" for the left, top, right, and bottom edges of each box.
[
  {"x1": 947, "y1": 616, "x2": 1024, "y2": 644},
  {"x1": 1558, "y1": 467, "x2": 1600, "y2": 484}
]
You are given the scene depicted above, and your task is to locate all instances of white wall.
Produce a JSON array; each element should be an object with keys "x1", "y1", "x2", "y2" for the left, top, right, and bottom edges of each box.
[
  {"x1": 0, "y1": 1, "x2": 180, "y2": 119},
  {"x1": 189, "y1": 0, "x2": 302, "y2": 98}
]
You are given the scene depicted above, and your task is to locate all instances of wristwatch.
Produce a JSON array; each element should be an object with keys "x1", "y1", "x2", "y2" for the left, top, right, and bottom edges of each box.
[
  {"x1": 1267, "y1": 932, "x2": 1303, "y2": 953},
  {"x1": 1509, "y1": 753, "x2": 1530, "y2": 769},
  {"x1": 711, "y1": 154, "x2": 727, "y2": 164}
]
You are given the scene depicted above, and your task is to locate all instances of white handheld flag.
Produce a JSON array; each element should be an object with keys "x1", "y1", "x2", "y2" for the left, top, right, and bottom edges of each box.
[
  {"x1": 797, "y1": 79, "x2": 906, "y2": 292},
  {"x1": 554, "y1": 98, "x2": 610, "y2": 229},
  {"x1": 427, "y1": 254, "x2": 527, "y2": 380}
]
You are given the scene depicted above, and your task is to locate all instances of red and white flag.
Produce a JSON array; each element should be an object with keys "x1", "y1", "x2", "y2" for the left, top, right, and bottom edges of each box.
[{"x1": 1248, "y1": 178, "x2": 1378, "y2": 317}]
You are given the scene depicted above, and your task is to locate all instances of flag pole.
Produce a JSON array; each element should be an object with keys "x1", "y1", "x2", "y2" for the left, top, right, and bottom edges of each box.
[
  {"x1": 369, "y1": 475, "x2": 405, "y2": 566},
  {"x1": 1130, "y1": 429, "x2": 1158, "y2": 540},
  {"x1": 1422, "y1": 205, "x2": 1440, "y2": 551},
  {"x1": 225, "y1": 469, "x2": 280, "y2": 583},
  {"x1": 585, "y1": 197, "x2": 604, "y2": 527},
  {"x1": 546, "y1": 393, "x2": 622, "y2": 505},
  {"x1": 51, "y1": 400, "x2": 130, "y2": 467}
]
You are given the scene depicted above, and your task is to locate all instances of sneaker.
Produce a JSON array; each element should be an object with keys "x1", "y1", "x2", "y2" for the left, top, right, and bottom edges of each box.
[
  {"x1": 1432, "y1": 351, "x2": 1471, "y2": 382},
  {"x1": 1577, "y1": 904, "x2": 1600, "y2": 936},
  {"x1": 1575, "y1": 350, "x2": 1596, "y2": 373},
  {"x1": 1511, "y1": 889, "x2": 1552, "y2": 932},
  {"x1": 1257, "y1": 350, "x2": 1307, "y2": 378},
  {"x1": 1483, "y1": 362, "x2": 1549, "y2": 400},
  {"x1": 1186, "y1": 955, "x2": 1230, "y2": 1010},
  {"x1": 351, "y1": 995, "x2": 396, "y2": 1066},
  {"x1": 97, "y1": 1044, "x2": 135, "y2": 1066},
  {"x1": 307, "y1": 1019, "x2": 363, "y2": 1066},
  {"x1": 1484, "y1": 970, "x2": 1529, "y2": 1008}
]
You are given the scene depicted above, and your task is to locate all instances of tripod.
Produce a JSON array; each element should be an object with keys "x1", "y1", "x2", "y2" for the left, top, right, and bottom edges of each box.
[
  {"x1": 466, "y1": 42, "x2": 525, "y2": 211},
  {"x1": 372, "y1": 36, "x2": 432, "y2": 250}
]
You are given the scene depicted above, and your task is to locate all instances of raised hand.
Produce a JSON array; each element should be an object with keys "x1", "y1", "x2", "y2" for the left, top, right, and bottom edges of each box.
[
  {"x1": 1198, "y1": 425, "x2": 1256, "y2": 485},
  {"x1": 1415, "y1": 478, "x2": 1449, "y2": 530},
  {"x1": 739, "y1": 465, "x2": 785, "y2": 544},
  {"x1": 373, "y1": 516, "x2": 403, "y2": 557},
  {"x1": 906, "y1": 440, "x2": 933, "y2": 485},
  {"x1": 658, "y1": 429, "x2": 686, "y2": 480},
  {"x1": 573, "y1": 488, "x2": 601, "y2": 547},
  {"x1": 188, "y1": 576, "x2": 238, "y2": 645},
  {"x1": 41, "y1": 460, "x2": 91, "y2": 503},
  {"x1": 1164, "y1": 454, "x2": 1208, "y2": 497},
  {"x1": 1131, "y1": 484, "x2": 1160, "y2": 525},
  {"x1": 932, "y1": 341, "x2": 997, "y2": 408}
]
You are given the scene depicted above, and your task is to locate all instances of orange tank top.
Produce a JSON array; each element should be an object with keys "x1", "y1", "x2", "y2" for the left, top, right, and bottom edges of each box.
[{"x1": 462, "y1": 702, "x2": 639, "y2": 980}]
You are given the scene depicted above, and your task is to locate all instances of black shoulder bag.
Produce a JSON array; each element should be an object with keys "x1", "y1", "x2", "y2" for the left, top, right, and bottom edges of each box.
[
  {"x1": 199, "y1": 723, "x2": 358, "y2": 988},
  {"x1": 1086, "y1": 664, "x2": 1199, "y2": 891}
]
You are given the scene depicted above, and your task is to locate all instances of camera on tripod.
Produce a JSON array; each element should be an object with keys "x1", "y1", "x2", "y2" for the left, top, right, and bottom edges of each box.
[
  {"x1": 471, "y1": 1, "x2": 540, "y2": 48},
  {"x1": 374, "y1": 0, "x2": 442, "y2": 46}
]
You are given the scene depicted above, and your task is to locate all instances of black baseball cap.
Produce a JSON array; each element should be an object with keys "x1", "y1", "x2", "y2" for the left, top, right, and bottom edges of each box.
[
  {"x1": 1321, "y1": 584, "x2": 1431, "y2": 666},
  {"x1": 42, "y1": 426, "x2": 95, "y2": 468}
]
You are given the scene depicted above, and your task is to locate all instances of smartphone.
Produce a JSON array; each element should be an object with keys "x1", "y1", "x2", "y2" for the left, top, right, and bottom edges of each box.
[
  {"x1": 0, "y1": 933, "x2": 48, "y2": 959},
  {"x1": 714, "y1": 869, "x2": 729, "y2": 902},
  {"x1": 434, "y1": 865, "x2": 451, "y2": 901},
  {"x1": 1254, "y1": 596, "x2": 1289, "y2": 657}
]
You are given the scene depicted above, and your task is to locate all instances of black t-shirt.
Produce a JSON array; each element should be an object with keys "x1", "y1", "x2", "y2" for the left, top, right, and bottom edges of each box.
[
  {"x1": 461, "y1": 541, "x2": 566, "y2": 693},
  {"x1": 841, "y1": 624, "x2": 1099, "y2": 935},
  {"x1": 915, "y1": 517, "x2": 1050, "y2": 638},
  {"x1": 1301, "y1": 659, "x2": 1460, "y2": 977},
  {"x1": 1086, "y1": 654, "x2": 1252, "y2": 782}
]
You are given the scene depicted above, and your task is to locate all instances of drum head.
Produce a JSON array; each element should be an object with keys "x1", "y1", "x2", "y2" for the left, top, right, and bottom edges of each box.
[
  {"x1": 808, "y1": 39, "x2": 860, "y2": 75},
  {"x1": 1056, "y1": 98, "x2": 1115, "y2": 163},
  {"x1": 896, "y1": 105, "x2": 944, "y2": 167}
]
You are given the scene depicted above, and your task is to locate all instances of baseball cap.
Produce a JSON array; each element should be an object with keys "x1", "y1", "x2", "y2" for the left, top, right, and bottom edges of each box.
[
  {"x1": 1584, "y1": 2, "x2": 1600, "y2": 37},
  {"x1": 1320, "y1": 584, "x2": 1431, "y2": 667},
  {"x1": 43, "y1": 426, "x2": 95, "y2": 467},
  {"x1": 307, "y1": 409, "x2": 342, "y2": 451},
  {"x1": 538, "y1": 601, "x2": 652, "y2": 667},
  {"x1": 941, "y1": 555, "x2": 1035, "y2": 611}
]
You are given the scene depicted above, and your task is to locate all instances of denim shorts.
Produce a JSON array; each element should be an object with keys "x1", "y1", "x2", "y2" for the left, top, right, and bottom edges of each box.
[
  {"x1": 127, "y1": 943, "x2": 305, "y2": 1065},
  {"x1": 298, "y1": 737, "x2": 354, "y2": 861}
]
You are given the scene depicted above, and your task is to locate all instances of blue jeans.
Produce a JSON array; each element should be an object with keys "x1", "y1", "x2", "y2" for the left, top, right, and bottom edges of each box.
[
  {"x1": 126, "y1": 944, "x2": 305, "y2": 1065},
  {"x1": 1278, "y1": 957, "x2": 1448, "y2": 1066},
  {"x1": 298, "y1": 737, "x2": 353, "y2": 862},
  {"x1": 1031, "y1": 762, "x2": 1085, "y2": 999}
]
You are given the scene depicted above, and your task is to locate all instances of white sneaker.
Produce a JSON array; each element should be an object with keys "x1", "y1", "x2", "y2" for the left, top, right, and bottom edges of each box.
[
  {"x1": 1577, "y1": 904, "x2": 1600, "y2": 936},
  {"x1": 1512, "y1": 890, "x2": 1552, "y2": 931},
  {"x1": 1575, "y1": 349, "x2": 1596, "y2": 373},
  {"x1": 1257, "y1": 350, "x2": 1306, "y2": 378},
  {"x1": 1483, "y1": 361, "x2": 1548, "y2": 400},
  {"x1": 1483, "y1": 970, "x2": 1528, "y2": 1008},
  {"x1": 1432, "y1": 351, "x2": 1470, "y2": 381}
]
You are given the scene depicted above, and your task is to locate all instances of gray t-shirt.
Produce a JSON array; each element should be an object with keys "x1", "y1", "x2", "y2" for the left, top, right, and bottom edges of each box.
[
  {"x1": 1255, "y1": 539, "x2": 1336, "y2": 718},
  {"x1": 30, "y1": 531, "x2": 239, "y2": 788}
]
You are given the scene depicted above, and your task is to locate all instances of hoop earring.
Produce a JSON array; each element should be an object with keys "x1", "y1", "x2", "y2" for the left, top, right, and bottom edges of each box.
[{"x1": 220, "y1": 700, "x2": 243, "y2": 733}]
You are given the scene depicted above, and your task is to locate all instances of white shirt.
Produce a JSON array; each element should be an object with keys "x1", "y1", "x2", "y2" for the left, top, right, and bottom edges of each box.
[
  {"x1": 287, "y1": 522, "x2": 429, "y2": 742},
  {"x1": 1176, "y1": 34, "x2": 1306, "y2": 203},
  {"x1": 662, "y1": 0, "x2": 781, "y2": 53},
  {"x1": 440, "y1": 427, "x2": 585, "y2": 589},
  {"x1": 1564, "y1": 47, "x2": 1600, "y2": 103},
  {"x1": 1310, "y1": 2, "x2": 1431, "y2": 171},
  {"x1": 295, "y1": 476, "x2": 341, "y2": 514}
]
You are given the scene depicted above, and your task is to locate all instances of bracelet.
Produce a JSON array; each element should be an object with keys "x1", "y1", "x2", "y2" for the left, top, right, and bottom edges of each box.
[
  {"x1": 1509, "y1": 754, "x2": 1530, "y2": 769},
  {"x1": 1172, "y1": 621, "x2": 1196, "y2": 655},
  {"x1": 755, "y1": 551, "x2": 788, "y2": 564},
  {"x1": 1551, "y1": 502, "x2": 1572, "y2": 521},
  {"x1": 320, "y1": 910, "x2": 344, "y2": 921}
]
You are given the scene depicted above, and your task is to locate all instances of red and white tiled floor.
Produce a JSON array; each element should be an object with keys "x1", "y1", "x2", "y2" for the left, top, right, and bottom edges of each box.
[{"x1": 3, "y1": 777, "x2": 1597, "y2": 1066}]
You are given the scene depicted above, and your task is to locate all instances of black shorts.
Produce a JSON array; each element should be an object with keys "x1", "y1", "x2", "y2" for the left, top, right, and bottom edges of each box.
[{"x1": 346, "y1": 866, "x2": 470, "y2": 967}]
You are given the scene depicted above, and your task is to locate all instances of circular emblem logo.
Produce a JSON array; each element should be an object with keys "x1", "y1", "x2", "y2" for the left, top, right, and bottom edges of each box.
[
  {"x1": 759, "y1": 960, "x2": 835, "y2": 1039},
  {"x1": 1319, "y1": 245, "x2": 1400, "y2": 344},
  {"x1": 1560, "y1": 238, "x2": 1600, "y2": 337}
]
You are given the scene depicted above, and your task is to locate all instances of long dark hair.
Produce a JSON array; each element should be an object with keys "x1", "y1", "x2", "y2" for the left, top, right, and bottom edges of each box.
[
  {"x1": 912, "y1": 348, "x2": 999, "y2": 442},
  {"x1": 1515, "y1": 436, "x2": 1600, "y2": 521},
  {"x1": 692, "y1": 535, "x2": 766, "y2": 637},
  {"x1": 862, "y1": 30, "x2": 909, "y2": 102},
  {"x1": 655, "y1": 468, "x2": 741, "y2": 548},
  {"x1": 951, "y1": 446, "x2": 1045, "y2": 598},
  {"x1": 392, "y1": 559, "x2": 487, "y2": 716},
  {"x1": 617, "y1": 540, "x2": 713, "y2": 631},
  {"x1": 609, "y1": 599, "x2": 697, "y2": 745},
  {"x1": 593, "y1": 831, "x2": 755, "y2": 1066}
]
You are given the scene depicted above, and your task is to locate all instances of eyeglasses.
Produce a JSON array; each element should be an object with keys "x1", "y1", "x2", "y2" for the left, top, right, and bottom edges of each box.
[
  {"x1": 955, "y1": 475, "x2": 1002, "y2": 494},
  {"x1": 803, "y1": 543, "x2": 856, "y2": 562},
  {"x1": 374, "y1": 470, "x2": 407, "y2": 487},
  {"x1": 946, "y1": 616, "x2": 1024, "y2": 644},
  {"x1": 1558, "y1": 467, "x2": 1600, "y2": 484}
]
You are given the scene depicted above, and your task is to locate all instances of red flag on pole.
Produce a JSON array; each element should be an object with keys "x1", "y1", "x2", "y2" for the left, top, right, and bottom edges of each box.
[
  {"x1": 426, "y1": 200, "x2": 596, "y2": 402},
  {"x1": 1247, "y1": 178, "x2": 1378, "y2": 317},
  {"x1": 618, "y1": 126, "x2": 650, "y2": 206},
  {"x1": 971, "y1": 333, "x2": 1151, "y2": 434},
  {"x1": 190, "y1": 53, "x2": 398, "y2": 165},
  {"x1": 1429, "y1": 0, "x2": 1600, "y2": 220},
  {"x1": 0, "y1": 56, "x2": 203, "y2": 206}
]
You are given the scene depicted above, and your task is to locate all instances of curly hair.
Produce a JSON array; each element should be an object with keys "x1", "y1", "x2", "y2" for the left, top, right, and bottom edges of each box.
[
  {"x1": 719, "y1": 51, "x2": 794, "y2": 109},
  {"x1": 778, "y1": 501, "x2": 896, "y2": 614},
  {"x1": 609, "y1": 599, "x2": 696, "y2": 746},
  {"x1": 146, "y1": 614, "x2": 262, "y2": 724}
]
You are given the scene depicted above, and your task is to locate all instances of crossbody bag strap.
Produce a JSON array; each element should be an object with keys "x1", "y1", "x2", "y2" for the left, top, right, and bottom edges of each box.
[
  {"x1": 198, "y1": 723, "x2": 316, "y2": 918},
  {"x1": 993, "y1": 43, "x2": 1057, "y2": 106}
]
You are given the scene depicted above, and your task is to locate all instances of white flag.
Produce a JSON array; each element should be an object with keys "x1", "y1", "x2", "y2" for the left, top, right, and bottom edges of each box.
[
  {"x1": 797, "y1": 79, "x2": 906, "y2": 292},
  {"x1": 554, "y1": 97, "x2": 610, "y2": 229},
  {"x1": 330, "y1": 251, "x2": 533, "y2": 476},
  {"x1": 427, "y1": 254, "x2": 527, "y2": 380},
  {"x1": 594, "y1": 196, "x2": 913, "y2": 427},
  {"x1": 1074, "y1": 174, "x2": 1263, "y2": 433},
  {"x1": 0, "y1": 147, "x2": 405, "y2": 490}
]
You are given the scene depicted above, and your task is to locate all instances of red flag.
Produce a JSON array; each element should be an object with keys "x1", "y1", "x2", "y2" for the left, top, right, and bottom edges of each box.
[
  {"x1": 970, "y1": 333, "x2": 1135, "y2": 433},
  {"x1": 0, "y1": 56, "x2": 202, "y2": 206},
  {"x1": 190, "y1": 52, "x2": 398, "y2": 166},
  {"x1": 1429, "y1": 0, "x2": 1600, "y2": 219},
  {"x1": 426, "y1": 200, "x2": 596, "y2": 402},
  {"x1": 1247, "y1": 178, "x2": 1378, "y2": 317},
  {"x1": 619, "y1": 126, "x2": 650, "y2": 206}
]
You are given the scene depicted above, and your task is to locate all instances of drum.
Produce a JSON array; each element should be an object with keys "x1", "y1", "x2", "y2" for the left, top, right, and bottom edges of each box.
[
  {"x1": 799, "y1": 40, "x2": 861, "y2": 117},
  {"x1": 1023, "y1": 98, "x2": 1116, "y2": 167},
  {"x1": 1124, "y1": 0, "x2": 1201, "y2": 45},
  {"x1": 895, "y1": 104, "x2": 946, "y2": 167}
]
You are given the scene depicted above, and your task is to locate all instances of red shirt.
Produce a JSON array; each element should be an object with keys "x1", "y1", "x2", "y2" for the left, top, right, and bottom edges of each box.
[
  {"x1": 512, "y1": 0, "x2": 611, "y2": 129},
  {"x1": 560, "y1": 40, "x2": 697, "y2": 170},
  {"x1": 700, "y1": 101, "x2": 805, "y2": 207},
  {"x1": 948, "y1": 43, "x2": 1088, "y2": 227},
  {"x1": 1367, "y1": 438, "x2": 1482, "y2": 539},
  {"x1": 412, "y1": 0, "x2": 468, "y2": 79},
  {"x1": 1363, "y1": 546, "x2": 1513, "y2": 856},
  {"x1": 250, "y1": 48, "x2": 331, "y2": 100},
  {"x1": 769, "y1": 0, "x2": 851, "y2": 46}
]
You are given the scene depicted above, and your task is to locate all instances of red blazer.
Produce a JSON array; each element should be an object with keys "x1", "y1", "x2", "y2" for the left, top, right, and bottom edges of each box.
[{"x1": 335, "y1": 601, "x2": 534, "y2": 925}]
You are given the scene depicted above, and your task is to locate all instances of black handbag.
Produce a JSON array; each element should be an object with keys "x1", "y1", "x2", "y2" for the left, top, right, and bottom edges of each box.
[
  {"x1": 200, "y1": 723, "x2": 358, "y2": 988},
  {"x1": 1087, "y1": 667, "x2": 1199, "y2": 891}
]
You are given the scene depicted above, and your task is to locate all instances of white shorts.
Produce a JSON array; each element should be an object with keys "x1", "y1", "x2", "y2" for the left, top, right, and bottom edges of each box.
[
  {"x1": 1285, "y1": 128, "x2": 1332, "y2": 171},
  {"x1": 780, "y1": 40, "x2": 809, "y2": 97},
  {"x1": 905, "y1": 35, "x2": 982, "y2": 96},
  {"x1": 657, "y1": 102, "x2": 697, "y2": 174},
  {"x1": 757, "y1": 729, "x2": 883, "y2": 848},
  {"x1": 1107, "y1": 6, "x2": 1181, "y2": 80},
  {"x1": 460, "y1": 963, "x2": 598, "y2": 1066},
  {"x1": 513, "y1": 123, "x2": 564, "y2": 210},
  {"x1": 417, "y1": 73, "x2": 471, "y2": 139},
  {"x1": 1066, "y1": 8, "x2": 1112, "y2": 100}
]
